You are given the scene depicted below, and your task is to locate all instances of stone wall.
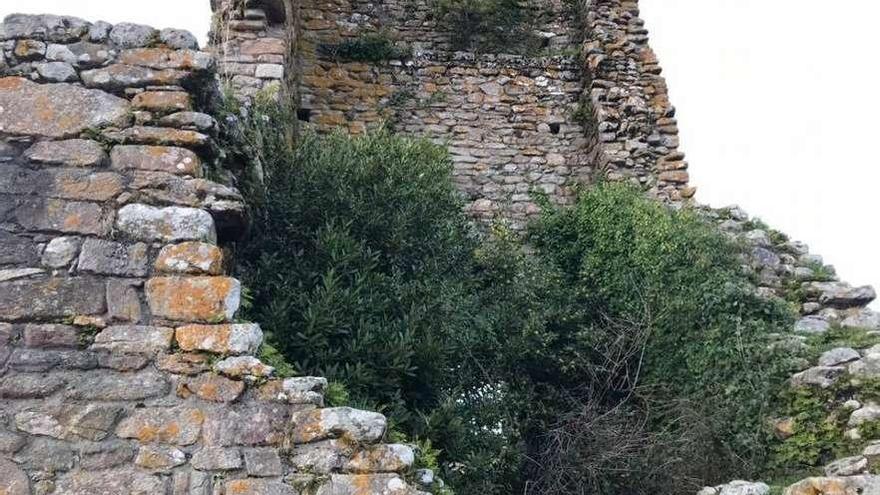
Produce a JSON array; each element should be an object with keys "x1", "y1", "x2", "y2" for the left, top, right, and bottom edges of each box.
[
  {"x1": 211, "y1": 0, "x2": 693, "y2": 227},
  {"x1": 580, "y1": 0, "x2": 693, "y2": 201},
  {"x1": 0, "y1": 13, "x2": 428, "y2": 495},
  {"x1": 211, "y1": 0, "x2": 288, "y2": 101}
]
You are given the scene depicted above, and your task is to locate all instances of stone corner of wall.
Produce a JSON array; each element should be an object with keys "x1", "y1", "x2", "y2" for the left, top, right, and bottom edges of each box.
[{"x1": 0, "y1": 13, "x2": 430, "y2": 495}]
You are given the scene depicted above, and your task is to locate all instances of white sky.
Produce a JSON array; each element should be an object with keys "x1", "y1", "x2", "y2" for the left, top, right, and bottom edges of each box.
[
  {"x1": 2, "y1": 1, "x2": 877, "y2": 304},
  {"x1": 641, "y1": 0, "x2": 878, "y2": 306}
]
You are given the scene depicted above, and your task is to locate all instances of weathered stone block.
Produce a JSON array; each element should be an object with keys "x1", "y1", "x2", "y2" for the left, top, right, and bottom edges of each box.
[
  {"x1": 119, "y1": 48, "x2": 213, "y2": 71},
  {"x1": 255, "y1": 63, "x2": 284, "y2": 79},
  {"x1": 116, "y1": 203, "x2": 216, "y2": 243},
  {"x1": 13, "y1": 39, "x2": 46, "y2": 59},
  {"x1": 91, "y1": 325, "x2": 174, "y2": 354},
  {"x1": 116, "y1": 406, "x2": 205, "y2": 445},
  {"x1": 0, "y1": 373, "x2": 66, "y2": 398},
  {"x1": 0, "y1": 13, "x2": 90, "y2": 43},
  {"x1": 159, "y1": 28, "x2": 199, "y2": 50},
  {"x1": 0, "y1": 277, "x2": 105, "y2": 321},
  {"x1": 0, "y1": 268, "x2": 44, "y2": 282},
  {"x1": 23, "y1": 324, "x2": 79, "y2": 348},
  {"x1": 179, "y1": 372, "x2": 245, "y2": 402},
  {"x1": 202, "y1": 403, "x2": 289, "y2": 447},
  {"x1": 0, "y1": 430, "x2": 26, "y2": 454},
  {"x1": 157, "y1": 352, "x2": 212, "y2": 375},
  {"x1": 215, "y1": 356, "x2": 275, "y2": 379},
  {"x1": 67, "y1": 40, "x2": 114, "y2": 68},
  {"x1": 77, "y1": 238, "x2": 149, "y2": 277},
  {"x1": 174, "y1": 322, "x2": 261, "y2": 354},
  {"x1": 97, "y1": 352, "x2": 151, "y2": 372},
  {"x1": 14, "y1": 404, "x2": 122, "y2": 441},
  {"x1": 289, "y1": 440, "x2": 350, "y2": 474},
  {"x1": 103, "y1": 126, "x2": 210, "y2": 148},
  {"x1": 0, "y1": 167, "x2": 122, "y2": 201},
  {"x1": 106, "y1": 278, "x2": 143, "y2": 323},
  {"x1": 314, "y1": 474, "x2": 413, "y2": 495},
  {"x1": 135, "y1": 445, "x2": 186, "y2": 472},
  {"x1": 8, "y1": 348, "x2": 97, "y2": 371},
  {"x1": 191, "y1": 446, "x2": 242, "y2": 471},
  {"x1": 24, "y1": 139, "x2": 108, "y2": 168},
  {"x1": 111, "y1": 144, "x2": 201, "y2": 176},
  {"x1": 81, "y1": 64, "x2": 190, "y2": 90},
  {"x1": 55, "y1": 468, "x2": 167, "y2": 495},
  {"x1": 155, "y1": 241, "x2": 223, "y2": 274},
  {"x1": 243, "y1": 447, "x2": 283, "y2": 477},
  {"x1": 14, "y1": 197, "x2": 109, "y2": 235},
  {"x1": 0, "y1": 232, "x2": 40, "y2": 266},
  {"x1": 132, "y1": 91, "x2": 192, "y2": 113},
  {"x1": 280, "y1": 376, "x2": 327, "y2": 406},
  {"x1": 49, "y1": 169, "x2": 124, "y2": 201},
  {"x1": 158, "y1": 111, "x2": 216, "y2": 132},
  {"x1": 109, "y1": 22, "x2": 157, "y2": 48},
  {"x1": 0, "y1": 458, "x2": 29, "y2": 495},
  {"x1": 240, "y1": 38, "x2": 286, "y2": 55},
  {"x1": 345, "y1": 444, "x2": 414, "y2": 474},
  {"x1": 809, "y1": 282, "x2": 877, "y2": 309},
  {"x1": 42, "y1": 236, "x2": 80, "y2": 268},
  {"x1": 0, "y1": 77, "x2": 130, "y2": 138},
  {"x1": 36, "y1": 61, "x2": 78, "y2": 82},
  {"x1": 223, "y1": 479, "x2": 297, "y2": 495},
  {"x1": 290, "y1": 407, "x2": 387, "y2": 444},
  {"x1": 147, "y1": 276, "x2": 240, "y2": 322},
  {"x1": 78, "y1": 440, "x2": 135, "y2": 470},
  {"x1": 66, "y1": 369, "x2": 169, "y2": 400}
]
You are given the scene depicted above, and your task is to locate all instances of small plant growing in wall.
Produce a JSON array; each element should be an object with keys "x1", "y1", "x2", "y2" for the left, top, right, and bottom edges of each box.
[
  {"x1": 432, "y1": 0, "x2": 544, "y2": 55},
  {"x1": 318, "y1": 32, "x2": 410, "y2": 63}
]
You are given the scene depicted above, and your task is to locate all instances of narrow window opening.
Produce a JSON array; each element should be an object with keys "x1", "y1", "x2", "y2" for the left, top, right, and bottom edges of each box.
[
  {"x1": 297, "y1": 108, "x2": 313, "y2": 122},
  {"x1": 549, "y1": 123, "x2": 561, "y2": 134}
]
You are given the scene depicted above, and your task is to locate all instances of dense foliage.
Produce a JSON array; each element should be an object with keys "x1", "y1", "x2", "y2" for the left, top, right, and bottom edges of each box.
[
  {"x1": 221, "y1": 98, "x2": 797, "y2": 494},
  {"x1": 228, "y1": 112, "x2": 483, "y2": 431}
]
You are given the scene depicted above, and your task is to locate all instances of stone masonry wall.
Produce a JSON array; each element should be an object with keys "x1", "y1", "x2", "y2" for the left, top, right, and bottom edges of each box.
[
  {"x1": 0, "y1": 13, "x2": 428, "y2": 495},
  {"x1": 211, "y1": 0, "x2": 288, "y2": 101},
  {"x1": 580, "y1": 0, "x2": 694, "y2": 201},
  {"x1": 212, "y1": 0, "x2": 693, "y2": 227}
]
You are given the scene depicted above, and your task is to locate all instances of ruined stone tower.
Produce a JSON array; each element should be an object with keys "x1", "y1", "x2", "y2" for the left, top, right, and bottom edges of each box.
[{"x1": 0, "y1": 1, "x2": 877, "y2": 494}]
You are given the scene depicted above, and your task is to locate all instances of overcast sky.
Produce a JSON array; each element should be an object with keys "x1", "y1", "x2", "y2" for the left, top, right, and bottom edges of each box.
[
  {"x1": 2, "y1": 1, "x2": 877, "y2": 304},
  {"x1": 640, "y1": 0, "x2": 879, "y2": 306}
]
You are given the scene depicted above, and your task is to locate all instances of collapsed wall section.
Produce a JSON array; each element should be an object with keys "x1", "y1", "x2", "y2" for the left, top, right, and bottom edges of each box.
[{"x1": 0, "y1": 13, "x2": 427, "y2": 495}]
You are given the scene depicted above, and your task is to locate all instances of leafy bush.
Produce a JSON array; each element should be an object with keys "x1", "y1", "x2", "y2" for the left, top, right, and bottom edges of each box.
[
  {"x1": 522, "y1": 184, "x2": 796, "y2": 489},
  {"x1": 221, "y1": 97, "x2": 797, "y2": 494},
  {"x1": 227, "y1": 100, "x2": 486, "y2": 432}
]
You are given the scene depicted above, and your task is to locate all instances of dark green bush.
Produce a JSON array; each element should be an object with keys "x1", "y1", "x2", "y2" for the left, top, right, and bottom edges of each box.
[
  {"x1": 228, "y1": 101, "x2": 485, "y2": 431},
  {"x1": 522, "y1": 184, "x2": 796, "y2": 490},
  {"x1": 221, "y1": 97, "x2": 797, "y2": 494}
]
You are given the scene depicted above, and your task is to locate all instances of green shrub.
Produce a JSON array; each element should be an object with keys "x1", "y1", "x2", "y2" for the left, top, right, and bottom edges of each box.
[
  {"x1": 221, "y1": 97, "x2": 798, "y2": 494},
  {"x1": 523, "y1": 183, "x2": 796, "y2": 488},
  {"x1": 229, "y1": 100, "x2": 486, "y2": 433}
]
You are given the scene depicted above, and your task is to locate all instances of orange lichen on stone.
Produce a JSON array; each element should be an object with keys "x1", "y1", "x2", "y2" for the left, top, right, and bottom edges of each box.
[
  {"x1": 146, "y1": 276, "x2": 240, "y2": 322},
  {"x1": 174, "y1": 322, "x2": 261, "y2": 355},
  {"x1": 154, "y1": 242, "x2": 224, "y2": 275},
  {"x1": 132, "y1": 91, "x2": 192, "y2": 113}
]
